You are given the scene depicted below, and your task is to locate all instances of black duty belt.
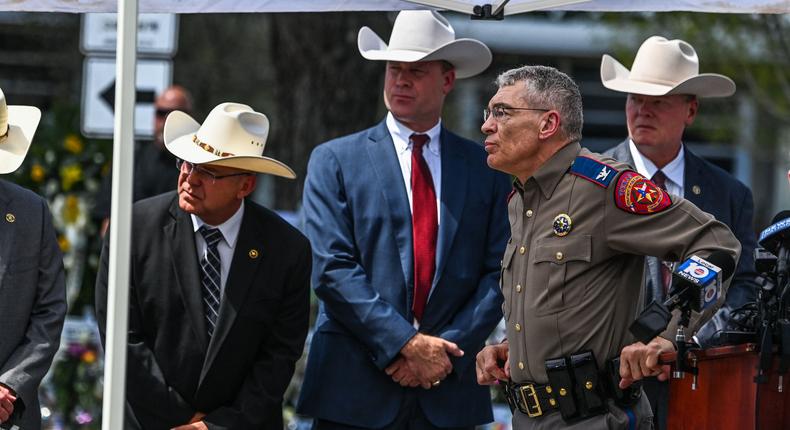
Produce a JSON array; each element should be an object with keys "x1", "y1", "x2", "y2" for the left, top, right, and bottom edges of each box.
[{"x1": 502, "y1": 351, "x2": 642, "y2": 422}]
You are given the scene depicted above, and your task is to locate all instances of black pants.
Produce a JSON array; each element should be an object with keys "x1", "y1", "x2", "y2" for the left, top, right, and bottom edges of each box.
[
  {"x1": 642, "y1": 376, "x2": 668, "y2": 430},
  {"x1": 312, "y1": 391, "x2": 474, "y2": 430}
]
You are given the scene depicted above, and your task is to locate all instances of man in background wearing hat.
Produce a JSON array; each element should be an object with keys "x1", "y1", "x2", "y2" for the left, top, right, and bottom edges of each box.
[
  {"x1": 95, "y1": 102, "x2": 311, "y2": 430},
  {"x1": 601, "y1": 36, "x2": 758, "y2": 429},
  {"x1": 297, "y1": 10, "x2": 510, "y2": 430},
  {"x1": 0, "y1": 89, "x2": 67, "y2": 430}
]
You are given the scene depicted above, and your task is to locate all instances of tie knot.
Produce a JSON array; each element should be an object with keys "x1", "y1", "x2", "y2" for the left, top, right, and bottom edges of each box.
[
  {"x1": 651, "y1": 170, "x2": 668, "y2": 190},
  {"x1": 199, "y1": 226, "x2": 223, "y2": 248},
  {"x1": 410, "y1": 134, "x2": 430, "y2": 151}
]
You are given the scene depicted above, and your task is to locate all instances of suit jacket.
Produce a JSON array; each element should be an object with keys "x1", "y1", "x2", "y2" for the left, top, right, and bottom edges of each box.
[
  {"x1": 296, "y1": 121, "x2": 511, "y2": 428},
  {"x1": 604, "y1": 140, "x2": 758, "y2": 326},
  {"x1": 95, "y1": 192, "x2": 311, "y2": 430},
  {"x1": 0, "y1": 179, "x2": 66, "y2": 430}
]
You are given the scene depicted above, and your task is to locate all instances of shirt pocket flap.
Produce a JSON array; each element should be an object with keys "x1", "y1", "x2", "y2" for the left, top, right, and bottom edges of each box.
[{"x1": 534, "y1": 235, "x2": 592, "y2": 264}]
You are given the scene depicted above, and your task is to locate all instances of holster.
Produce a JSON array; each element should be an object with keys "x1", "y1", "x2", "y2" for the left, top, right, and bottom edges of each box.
[{"x1": 544, "y1": 356, "x2": 579, "y2": 421}]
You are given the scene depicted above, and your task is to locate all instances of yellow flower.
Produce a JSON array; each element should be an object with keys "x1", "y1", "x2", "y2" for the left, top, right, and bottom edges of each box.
[
  {"x1": 57, "y1": 235, "x2": 70, "y2": 252},
  {"x1": 30, "y1": 164, "x2": 46, "y2": 183},
  {"x1": 60, "y1": 164, "x2": 83, "y2": 191},
  {"x1": 64, "y1": 134, "x2": 84, "y2": 154},
  {"x1": 82, "y1": 350, "x2": 97, "y2": 364},
  {"x1": 62, "y1": 194, "x2": 81, "y2": 224}
]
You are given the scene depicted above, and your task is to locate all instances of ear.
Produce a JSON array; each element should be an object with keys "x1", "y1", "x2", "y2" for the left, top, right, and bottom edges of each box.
[
  {"x1": 685, "y1": 97, "x2": 699, "y2": 126},
  {"x1": 442, "y1": 68, "x2": 456, "y2": 95},
  {"x1": 537, "y1": 111, "x2": 561, "y2": 140},
  {"x1": 236, "y1": 174, "x2": 257, "y2": 199}
]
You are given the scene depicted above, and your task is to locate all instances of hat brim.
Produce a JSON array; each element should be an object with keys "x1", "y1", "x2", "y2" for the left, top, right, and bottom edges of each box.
[
  {"x1": 357, "y1": 26, "x2": 492, "y2": 79},
  {"x1": 600, "y1": 54, "x2": 735, "y2": 98},
  {"x1": 164, "y1": 110, "x2": 296, "y2": 179},
  {"x1": 0, "y1": 106, "x2": 41, "y2": 174}
]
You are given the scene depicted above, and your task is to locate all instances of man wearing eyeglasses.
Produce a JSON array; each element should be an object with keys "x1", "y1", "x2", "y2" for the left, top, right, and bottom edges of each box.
[
  {"x1": 93, "y1": 85, "x2": 193, "y2": 236},
  {"x1": 95, "y1": 102, "x2": 311, "y2": 430},
  {"x1": 474, "y1": 65, "x2": 740, "y2": 429},
  {"x1": 297, "y1": 10, "x2": 510, "y2": 430}
]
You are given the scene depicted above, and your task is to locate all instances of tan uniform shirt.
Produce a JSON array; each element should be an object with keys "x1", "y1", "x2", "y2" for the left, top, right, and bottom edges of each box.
[{"x1": 503, "y1": 142, "x2": 741, "y2": 384}]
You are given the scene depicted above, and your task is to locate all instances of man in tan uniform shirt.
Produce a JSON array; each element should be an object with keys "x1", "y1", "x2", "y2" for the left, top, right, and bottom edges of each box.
[{"x1": 475, "y1": 65, "x2": 740, "y2": 429}]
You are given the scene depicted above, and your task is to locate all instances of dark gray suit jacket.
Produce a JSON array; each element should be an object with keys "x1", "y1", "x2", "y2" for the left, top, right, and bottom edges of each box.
[
  {"x1": 0, "y1": 179, "x2": 66, "y2": 430},
  {"x1": 95, "y1": 193, "x2": 311, "y2": 430}
]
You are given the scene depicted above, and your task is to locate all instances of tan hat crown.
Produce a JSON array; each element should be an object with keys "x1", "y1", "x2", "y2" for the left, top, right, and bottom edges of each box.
[
  {"x1": 629, "y1": 37, "x2": 699, "y2": 87},
  {"x1": 388, "y1": 11, "x2": 455, "y2": 53}
]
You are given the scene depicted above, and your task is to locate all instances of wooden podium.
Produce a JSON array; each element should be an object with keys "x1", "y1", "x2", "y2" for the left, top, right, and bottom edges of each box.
[{"x1": 666, "y1": 344, "x2": 790, "y2": 429}]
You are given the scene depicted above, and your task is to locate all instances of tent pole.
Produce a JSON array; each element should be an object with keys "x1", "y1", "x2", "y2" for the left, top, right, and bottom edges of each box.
[{"x1": 101, "y1": 0, "x2": 137, "y2": 428}]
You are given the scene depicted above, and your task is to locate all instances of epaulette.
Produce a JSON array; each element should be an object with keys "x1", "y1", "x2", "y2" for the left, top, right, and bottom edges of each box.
[{"x1": 570, "y1": 156, "x2": 618, "y2": 188}]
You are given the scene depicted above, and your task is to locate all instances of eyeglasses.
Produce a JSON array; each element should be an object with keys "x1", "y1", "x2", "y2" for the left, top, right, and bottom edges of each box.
[
  {"x1": 483, "y1": 105, "x2": 548, "y2": 123},
  {"x1": 156, "y1": 108, "x2": 189, "y2": 118},
  {"x1": 176, "y1": 159, "x2": 251, "y2": 184}
]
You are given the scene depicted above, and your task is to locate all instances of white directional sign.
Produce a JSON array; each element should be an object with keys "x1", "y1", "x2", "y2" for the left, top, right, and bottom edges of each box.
[
  {"x1": 81, "y1": 13, "x2": 178, "y2": 56},
  {"x1": 81, "y1": 57, "x2": 172, "y2": 139}
]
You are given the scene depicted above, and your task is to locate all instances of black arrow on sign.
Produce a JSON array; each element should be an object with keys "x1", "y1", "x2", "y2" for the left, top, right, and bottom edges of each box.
[{"x1": 100, "y1": 81, "x2": 156, "y2": 111}]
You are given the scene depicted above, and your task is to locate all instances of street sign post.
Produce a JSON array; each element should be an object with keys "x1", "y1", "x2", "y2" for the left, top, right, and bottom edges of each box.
[{"x1": 81, "y1": 57, "x2": 172, "y2": 138}]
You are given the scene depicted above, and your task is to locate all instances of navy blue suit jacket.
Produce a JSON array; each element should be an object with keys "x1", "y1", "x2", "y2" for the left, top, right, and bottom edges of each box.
[
  {"x1": 297, "y1": 121, "x2": 511, "y2": 428},
  {"x1": 604, "y1": 140, "x2": 758, "y2": 309}
]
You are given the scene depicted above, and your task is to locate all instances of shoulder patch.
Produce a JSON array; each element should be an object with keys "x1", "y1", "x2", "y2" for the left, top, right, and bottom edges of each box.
[
  {"x1": 570, "y1": 156, "x2": 618, "y2": 188},
  {"x1": 614, "y1": 170, "x2": 672, "y2": 215}
]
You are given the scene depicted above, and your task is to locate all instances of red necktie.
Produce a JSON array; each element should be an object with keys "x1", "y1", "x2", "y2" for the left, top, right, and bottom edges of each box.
[
  {"x1": 651, "y1": 170, "x2": 672, "y2": 294},
  {"x1": 410, "y1": 133, "x2": 437, "y2": 322}
]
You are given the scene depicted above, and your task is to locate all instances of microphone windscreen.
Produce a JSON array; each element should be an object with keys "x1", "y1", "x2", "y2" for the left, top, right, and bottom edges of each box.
[{"x1": 705, "y1": 250, "x2": 736, "y2": 281}]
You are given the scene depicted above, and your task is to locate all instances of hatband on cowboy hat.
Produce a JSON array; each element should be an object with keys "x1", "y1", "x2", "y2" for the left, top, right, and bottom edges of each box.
[
  {"x1": 0, "y1": 87, "x2": 41, "y2": 174},
  {"x1": 358, "y1": 10, "x2": 491, "y2": 79},
  {"x1": 164, "y1": 102, "x2": 296, "y2": 179},
  {"x1": 601, "y1": 35, "x2": 735, "y2": 98}
]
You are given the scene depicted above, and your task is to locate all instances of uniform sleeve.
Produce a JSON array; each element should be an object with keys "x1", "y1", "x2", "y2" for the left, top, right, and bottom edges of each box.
[
  {"x1": 303, "y1": 145, "x2": 417, "y2": 369},
  {"x1": 602, "y1": 171, "x2": 741, "y2": 336}
]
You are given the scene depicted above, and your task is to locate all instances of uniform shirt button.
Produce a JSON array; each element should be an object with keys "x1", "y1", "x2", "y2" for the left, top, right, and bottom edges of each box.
[
  {"x1": 555, "y1": 252, "x2": 563, "y2": 260},
  {"x1": 518, "y1": 361, "x2": 525, "y2": 370},
  {"x1": 526, "y1": 209, "x2": 533, "y2": 218},
  {"x1": 515, "y1": 323, "x2": 521, "y2": 332},
  {"x1": 519, "y1": 246, "x2": 526, "y2": 255},
  {"x1": 516, "y1": 284, "x2": 522, "y2": 293}
]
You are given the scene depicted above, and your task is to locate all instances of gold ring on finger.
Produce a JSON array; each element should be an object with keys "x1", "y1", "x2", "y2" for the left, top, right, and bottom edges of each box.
[{"x1": 432, "y1": 380, "x2": 441, "y2": 387}]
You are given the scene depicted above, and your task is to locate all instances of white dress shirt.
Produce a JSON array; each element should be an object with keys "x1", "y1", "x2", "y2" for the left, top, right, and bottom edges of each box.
[
  {"x1": 628, "y1": 139, "x2": 685, "y2": 197},
  {"x1": 386, "y1": 112, "x2": 442, "y2": 224},
  {"x1": 191, "y1": 200, "x2": 245, "y2": 297}
]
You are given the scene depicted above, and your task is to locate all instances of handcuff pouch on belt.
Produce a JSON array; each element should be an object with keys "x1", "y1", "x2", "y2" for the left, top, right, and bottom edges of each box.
[{"x1": 545, "y1": 351, "x2": 606, "y2": 421}]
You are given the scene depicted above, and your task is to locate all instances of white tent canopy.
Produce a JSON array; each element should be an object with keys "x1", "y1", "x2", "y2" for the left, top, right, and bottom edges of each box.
[
  {"x1": 3, "y1": 0, "x2": 784, "y2": 429},
  {"x1": 1, "y1": 0, "x2": 789, "y2": 13}
]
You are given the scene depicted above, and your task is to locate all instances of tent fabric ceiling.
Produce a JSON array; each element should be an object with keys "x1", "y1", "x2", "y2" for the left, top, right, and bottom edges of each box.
[{"x1": 0, "y1": 0, "x2": 788, "y2": 13}]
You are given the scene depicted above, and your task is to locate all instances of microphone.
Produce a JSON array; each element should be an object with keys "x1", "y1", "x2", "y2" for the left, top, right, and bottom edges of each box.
[
  {"x1": 758, "y1": 210, "x2": 790, "y2": 254},
  {"x1": 629, "y1": 251, "x2": 735, "y2": 344},
  {"x1": 665, "y1": 251, "x2": 735, "y2": 313}
]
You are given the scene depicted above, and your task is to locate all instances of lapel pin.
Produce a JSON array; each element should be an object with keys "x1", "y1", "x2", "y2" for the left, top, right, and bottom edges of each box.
[
  {"x1": 553, "y1": 213, "x2": 572, "y2": 237},
  {"x1": 5, "y1": 213, "x2": 15, "y2": 223},
  {"x1": 248, "y1": 249, "x2": 259, "y2": 259},
  {"x1": 692, "y1": 185, "x2": 701, "y2": 195}
]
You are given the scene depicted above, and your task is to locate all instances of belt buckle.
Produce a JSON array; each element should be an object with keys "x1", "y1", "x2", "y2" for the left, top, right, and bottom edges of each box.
[{"x1": 518, "y1": 384, "x2": 543, "y2": 418}]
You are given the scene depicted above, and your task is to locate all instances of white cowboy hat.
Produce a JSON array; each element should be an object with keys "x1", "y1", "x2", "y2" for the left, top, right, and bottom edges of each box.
[
  {"x1": 601, "y1": 36, "x2": 735, "y2": 98},
  {"x1": 358, "y1": 10, "x2": 491, "y2": 79},
  {"x1": 0, "y1": 88, "x2": 41, "y2": 174},
  {"x1": 164, "y1": 102, "x2": 295, "y2": 179}
]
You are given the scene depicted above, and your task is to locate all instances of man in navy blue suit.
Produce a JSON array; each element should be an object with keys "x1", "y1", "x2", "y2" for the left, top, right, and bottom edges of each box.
[
  {"x1": 601, "y1": 36, "x2": 758, "y2": 430},
  {"x1": 297, "y1": 10, "x2": 511, "y2": 430}
]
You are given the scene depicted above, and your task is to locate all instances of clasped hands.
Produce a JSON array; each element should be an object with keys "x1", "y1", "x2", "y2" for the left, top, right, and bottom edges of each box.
[
  {"x1": 385, "y1": 333, "x2": 464, "y2": 389},
  {"x1": 171, "y1": 412, "x2": 207, "y2": 430}
]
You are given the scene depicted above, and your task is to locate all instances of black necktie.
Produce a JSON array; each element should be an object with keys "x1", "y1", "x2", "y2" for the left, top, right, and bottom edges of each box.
[{"x1": 199, "y1": 226, "x2": 223, "y2": 337}]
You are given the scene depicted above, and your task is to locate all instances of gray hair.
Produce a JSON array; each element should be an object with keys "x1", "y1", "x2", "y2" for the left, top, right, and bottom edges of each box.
[{"x1": 495, "y1": 65, "x2": 583, "y2": 142}]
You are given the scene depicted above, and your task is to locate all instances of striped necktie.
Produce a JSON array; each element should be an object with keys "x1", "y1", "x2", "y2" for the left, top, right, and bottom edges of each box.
[
  {"x1": 199, "y1": 226, "x2": 223, "y2": 337},
  {"x1": 651, "y1": 170, "x2": 672, "y2": 295}
]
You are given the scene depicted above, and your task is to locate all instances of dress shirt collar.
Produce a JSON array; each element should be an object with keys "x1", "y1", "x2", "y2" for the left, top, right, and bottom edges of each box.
[
  {"x1": 627, "y1": 138, "x2": 685, "y2": 188},
  {"x1": 386, "y1": 111, "x2": 441, "y2": 156},
  {"x1": 190, "y1": 199, "x2": 245, "y2": 249},
  {"x1": 525, "y1": 141, "x2": 581, "y2": 200}
]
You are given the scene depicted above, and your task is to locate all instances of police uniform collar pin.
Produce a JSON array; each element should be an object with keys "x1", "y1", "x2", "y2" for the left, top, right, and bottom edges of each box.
[
  {"x1": 553, "y1": 213, "x2": 572, "y2": 237},
  {"x1": 692, "y1": 185, "x2": 701, "y2": 195}
]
